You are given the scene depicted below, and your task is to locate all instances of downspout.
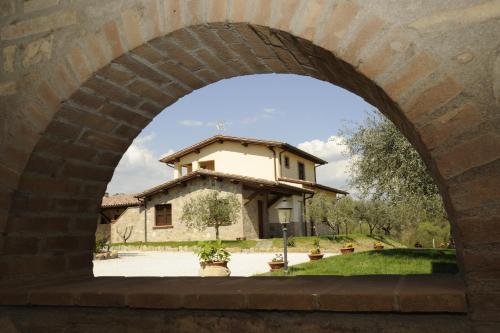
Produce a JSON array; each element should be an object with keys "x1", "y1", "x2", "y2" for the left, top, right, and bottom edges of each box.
[
  {"x1": 139, "y1": 198, "x2": 148, "y2": 243},
  {"x1": 269, "y1": 147, "x2": 277, "y2": 181}
]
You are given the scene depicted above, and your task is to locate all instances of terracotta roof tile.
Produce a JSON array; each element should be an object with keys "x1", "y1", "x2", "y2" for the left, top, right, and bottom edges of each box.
[
  {"x1": 101, "y1": 194, "x2": 141, "y2": 208},
  {"x1": 159, "y1": 135, "x2": 328, "y2": 165},
  {"x1": 136, "y1": 169, "x2": 315, "y2": 198}
]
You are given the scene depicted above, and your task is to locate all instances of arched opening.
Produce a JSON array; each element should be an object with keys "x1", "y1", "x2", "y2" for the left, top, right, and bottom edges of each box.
[
  {"x1": 1, "y1": 1, "x2": 497, "y2": 326},
  {"x1": 4, "y1": 23, "x2": 450, "y2": 282},
  {"x1": 95, "y1": 73, "x2": 457, "y2": 278}
]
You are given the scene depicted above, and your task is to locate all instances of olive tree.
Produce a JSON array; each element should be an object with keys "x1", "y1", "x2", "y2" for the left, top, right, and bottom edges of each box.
[{"x1": 181, "y1": 190, "x2": 241, "y2": 240}]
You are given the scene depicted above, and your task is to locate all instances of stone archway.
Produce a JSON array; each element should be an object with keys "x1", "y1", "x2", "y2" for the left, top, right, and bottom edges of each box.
[{"x1": 0, "y1": 0, "x2": 499, "y2": 331}]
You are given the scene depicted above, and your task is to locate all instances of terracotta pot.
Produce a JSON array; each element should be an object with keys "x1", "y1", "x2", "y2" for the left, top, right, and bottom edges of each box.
[
  {"x1": 340, "y1": 247, "x2": 355, "y2": 255},
  {"x1": 199, "y1": 262, "x2": 231, "y2": 277},
  {"x1": 308, "y1": 253, "x2": 324, "y2": 261},
  {"x1": 268, "y1": 261, "x2": 285, "y2": 271},
  {"x1": 374, "y1": 245, "x2": 384, "y2": 250}
]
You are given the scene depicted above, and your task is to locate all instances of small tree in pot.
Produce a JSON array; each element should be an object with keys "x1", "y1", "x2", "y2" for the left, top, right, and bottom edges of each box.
[
  {"x1": 195, "y1": 241, "x2": 231, "y2": 277},
  {"x1": 268, "y1": 253, "x2": 285, "y2": 271}
]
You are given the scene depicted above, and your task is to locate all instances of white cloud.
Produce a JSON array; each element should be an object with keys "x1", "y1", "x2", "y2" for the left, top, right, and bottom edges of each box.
[
  {"x1": 298, "y1": 136, "x2": 352, "y2": 191},
  {"x1": 178, "y1": 120, "x2": 204, "y2": 126},
  {"x1": 240, "y1": 108, "x2": 281, "y2": 124},
  {"x1": 106, "y1": 133, "x2": 173, "y2": 194}
]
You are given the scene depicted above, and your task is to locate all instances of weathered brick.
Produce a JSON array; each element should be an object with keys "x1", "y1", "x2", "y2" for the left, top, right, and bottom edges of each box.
[
  {"x1": 24, "y1": 154, "x2": 63, "y2": 177},
  {"x1": 99, "y1": 103, "x2": 151, "y2": 128},
  {"x1": 157, "y1": 61, "x2": 205, "y2": 89},
  {"x1": 114, "y1": 123, "x2": 141, "y2": 139},
  {"x1": 127, "y1": 79, "x2": 175, "y2": 106},
  {"x1": 115, "y1": 54, "x2": 168, "y2": 85},
  {"x1": 342, "y1": 16, "x2": 385, "y2": 64},
  {"x1": 207, "y1": 0, "x2": 228, "y2": 23},
  {"x1": 131, "y1": 44, "x2": 163, "y2": 65},
  {"x1": 22, "y1": 35, "x2": 54, "y2": 68},
  {"x1": 58, "y1": 105, "x2": 117, "y2": 133},
  {"x1": 102, "y1": 20, "x2": 125, "y2": 60},
  {"x1": 36, "y1": 81, "x2": 61, "y2": 113},
  {"x1": 51, "y1": 63, "x2": 79, "y2": 100},
  {"x1": 420, "y1": 104, "x2": 483, "y2": 149},
  {"x1": 24, "y1": 0, "x2": 59, "y2": 14},
  {"x1": 0, "y1": 81, "x2": 16, "y2": 96},
  {"x1": 434, "y1": 132, "x2": 500, "y2": 179},
  {"x1": 273, "y1": 0, "x2": 301, "y2": 31},
  {"x1": 61, "y1": 161, "x2": 112, "y2": 182},
  {"x1": 121, "y1": 7, "x2": 145, "y2": 50},
  {"x1": 359, "y1": 28, "x2": 410, "y2": 79},
  {"x1": 252, "y1": 0, "x2": 273, "y2": 26},
  {"x1": 293, "y1": 0, "x2": 325, "y2": 40},
  {"x1": 17, "y1": 174, "x2": 81, "y2": 196},
  {"x1": 84, "y1": 76, "x2": 141, "y2": 108},
  {"x1": 83, "y1": 32, "x2": 109, "y2": 71},
  {"x1": 3, "y1": 44, "x2": 16, "y2": 72},
  {"x1": 7, "y1": 216, "x2": 68, "y2": 234},
  {"x1": 456, "y1": 217, "x2": 500, "y2": 245},
  {"x1": 99, "y1": 64, "x2": 135, "y2": 85},
  {"x1": 66, "y1": 45, "x2": 93, "y2": 83},
  {"x1": 153, "y1": 39, "x2": 203, "y2": 71},
  {"x1": 1, "y1": 10, "x2": 76, "y2": 40},
  {"x1": 44, "y1": 120, "x2": 81, "y2": 141},
  {"x1": 3, "y1": 236, "x2": 39, "y2": 254},
  {"x1": 36, "y1": 136, "x2": 97, "y2": 161},
  {"x1": 405, "y1": 76, "x2": 463, "y2": 123},
  {"x1": 0, "y1": 0, "x2": 15, "y2": 17},
  {"x1": 384, "y1": 52, "x2": 439, "y2": 100},
  {"x1": 70, "y1": 89, "x2": 105, "y2": 110},
  {"x1": 317, "y1": 2, "x2": 358, "y2": 51},
  {"x1": 79, "y1": 130, "x2": 129, "y2": 153},
  {"x1": 449, "y1": 169, "x2": 500, "y2": 212},
  {"x1": 96, "y1": 152, "x2": 122, "y2": 167},
  {"x1": 164, "y1": 0, "x2": 183, "y2": 33}
]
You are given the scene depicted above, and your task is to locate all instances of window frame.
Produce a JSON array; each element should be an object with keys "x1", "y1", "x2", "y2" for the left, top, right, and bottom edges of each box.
[
  {"x1": 298, "y1": 161, "x2": 305, "y2": 180},
  {"x1": 154, "y1": 203, "x2": 173, "y2": 228}
]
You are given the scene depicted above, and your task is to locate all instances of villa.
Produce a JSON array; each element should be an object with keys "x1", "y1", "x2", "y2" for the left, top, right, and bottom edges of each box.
[{"x1": 99, "y1": 135, "x2": 348, "y2": 242}]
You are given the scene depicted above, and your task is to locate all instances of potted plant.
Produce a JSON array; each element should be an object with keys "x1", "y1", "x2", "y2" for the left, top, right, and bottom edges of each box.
[
  {"x1": 195, "y1": 241, "x2": 231, "y2": 277},
  {"x1": 340, "y1": 242, "x2": 355, "y2": 255},
  {"x1": 268, "y1": 253, "x2": 285, "y2": 271},
  {"x1": 308, "y1": 238, "x2": 324, "y2": 260},
  {"x1": 373, "y1": 241, "x2": 384, "y2": 250}
]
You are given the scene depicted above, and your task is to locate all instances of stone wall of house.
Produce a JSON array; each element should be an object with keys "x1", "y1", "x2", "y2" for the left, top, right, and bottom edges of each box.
[
  {"x1": 110, "y1": 178, "x2": 248, "y2": 242},
  {"x1": 110, "y1": 206, "x2": 143, "y2": 243}
]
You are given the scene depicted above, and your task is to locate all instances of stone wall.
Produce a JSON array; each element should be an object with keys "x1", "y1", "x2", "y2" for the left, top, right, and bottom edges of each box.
[{"x1": 110, "y1": 177, "x2": 247, "y2": 242}]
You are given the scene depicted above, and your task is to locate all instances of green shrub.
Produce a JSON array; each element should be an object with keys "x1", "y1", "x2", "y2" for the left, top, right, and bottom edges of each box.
[
  {"x1": 287, "y1": 237, "x2": 296, "y2": 247},
  {"x1": 95, "y1": 238, "x2": 110, "y2": 253}
]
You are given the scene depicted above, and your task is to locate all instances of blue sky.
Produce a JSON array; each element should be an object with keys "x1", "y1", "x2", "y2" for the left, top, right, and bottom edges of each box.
[{"x1": 106, "y1": 74, "x2": 374, "y2": 194}]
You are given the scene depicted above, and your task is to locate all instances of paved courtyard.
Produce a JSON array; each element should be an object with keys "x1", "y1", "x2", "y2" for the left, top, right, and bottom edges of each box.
[{"x1": 93, "y1": 251, "x2": 336, "y2": 277}]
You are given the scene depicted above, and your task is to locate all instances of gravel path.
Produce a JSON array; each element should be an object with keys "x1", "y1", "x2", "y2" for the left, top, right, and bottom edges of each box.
[{"x1": 93, "y1": 251, "x2": 337, "y2": 277}]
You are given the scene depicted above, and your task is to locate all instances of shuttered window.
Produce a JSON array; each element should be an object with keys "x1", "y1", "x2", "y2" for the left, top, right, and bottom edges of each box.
[
  {"x1": 155, "y1": 204, "x2": 172, "y2": 227},
  {"x1": 298, "y1": 162, "x2": 305, "y2": 180}
]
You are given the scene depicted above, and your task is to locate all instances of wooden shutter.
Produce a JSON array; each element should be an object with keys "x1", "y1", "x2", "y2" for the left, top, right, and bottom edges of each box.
[{"x1": 155, "y1": 204, "x2": 172, "y2": 227}]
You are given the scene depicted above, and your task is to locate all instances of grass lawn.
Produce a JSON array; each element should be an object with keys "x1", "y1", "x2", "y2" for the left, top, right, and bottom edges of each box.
[
  {"x1": 261, "y1": 248, "x2": 458, "y2": 276},
  {"x1": 111, "y1": 234, "x2": 405, "y2": 252},
  {"x1": 270, "y1": 234, "x2": 405, "y2": 252}
]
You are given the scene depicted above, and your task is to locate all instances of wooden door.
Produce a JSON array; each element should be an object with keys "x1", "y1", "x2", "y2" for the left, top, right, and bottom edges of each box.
[{"x1": 258, "y1": 200, "x2": 264, "y2": 239}]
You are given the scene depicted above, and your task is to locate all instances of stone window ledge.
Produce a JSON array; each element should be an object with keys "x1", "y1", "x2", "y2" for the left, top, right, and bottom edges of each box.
[
  {"x1": 153, "y1": 225, "x2": 173, "y2": 229},
  {"x1": 0, "y1": 275, "x2": 466, "y2": 313}
]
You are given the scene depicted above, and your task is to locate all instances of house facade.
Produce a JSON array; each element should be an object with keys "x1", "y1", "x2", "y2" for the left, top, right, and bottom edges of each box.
[{"x1": 99, "y1": 135, "x2": 348, "y2": 242}]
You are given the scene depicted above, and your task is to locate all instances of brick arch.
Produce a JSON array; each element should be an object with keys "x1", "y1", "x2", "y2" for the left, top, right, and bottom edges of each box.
[{"x1": 0, "y1": 0, "x2": 498, "y2": 330}]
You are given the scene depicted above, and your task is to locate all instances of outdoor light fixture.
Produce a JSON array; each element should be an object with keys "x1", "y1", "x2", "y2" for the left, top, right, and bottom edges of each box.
[{"x1": 276, "y1": 197, "x2": 293, "y2": 274}]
